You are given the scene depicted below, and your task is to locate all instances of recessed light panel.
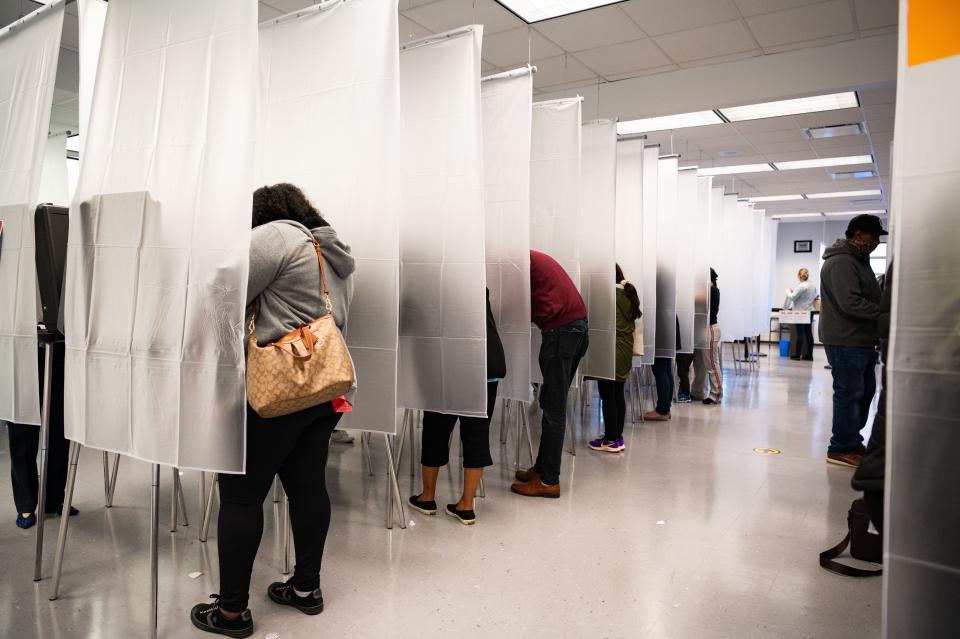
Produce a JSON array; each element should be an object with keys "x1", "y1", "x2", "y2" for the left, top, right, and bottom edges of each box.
[
  {"x1": 748, "y1": 194, "x2": 804, "y2": 202},
  {"x1": 823, "y1": 209, "x2": 887, "y2": 217},
  {"x1": 698, "y1": 163, "x2": 773, "y2": 176},
  {"x1": 772, "y1": 213, "x2": 825, "y2": 219},
  {"x1": 495, "y1": 0, "x2": 625, "y2": 23},
  {"x1": 804, "y1": 123, "x2": 863, "y2": 139},
  {"x1": 719, "y1": 91, "x2": 859, "y2": 122},
  {"x1": 806, "y1": 189, "x2": 882, "y2": 199},
  {"x1": 773, "y1": 154, "x2": 873, "y2": 171},
  {"x1": 617, "y1": 110, "x2": 724, "y2": 136}
]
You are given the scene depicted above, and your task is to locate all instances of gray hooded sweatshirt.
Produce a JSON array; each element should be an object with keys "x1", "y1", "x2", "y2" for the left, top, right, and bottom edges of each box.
[
  {"x1": 818, "y1": 239, "x2": 882, "y2": 348},
  {"x1": 246, "y1": 220, "x2": 355, "y2": 345}
]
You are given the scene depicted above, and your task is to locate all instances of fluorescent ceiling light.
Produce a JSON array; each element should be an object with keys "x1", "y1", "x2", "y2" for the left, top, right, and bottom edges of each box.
[
  {"x1": 748, "y1": 194, "x2": 804, "y2": 202},
  {"x1": 806, "y1": 189, "x2": 882, "y2": 199},
  {"x1": 698, "y1": 163, "x2": 773, "y2": 176},
  {"x1": 495, "y1": 0, "x2": 624, "y2": 23},
  {"x1": 804, "y1": 123, "x2": 863, "y2": 139},
  {"x1": 824, "y1": 209, "x2": 887, "y2": 217},
  {"x1": 772, "y1": 213, "x2": 825, "y2": 219},
  {"x1": 773, "y1": 154, "x2": 873, "y2": 171},
  {"x1": 65, "y1": 134, "x2": 80, "y2": 153},
  {"x1": 617, "y1": 110, "x2": 723, "y2": 136},
  {"x1": 719, "y1": 91, "x2": 859, "y2": 122}
]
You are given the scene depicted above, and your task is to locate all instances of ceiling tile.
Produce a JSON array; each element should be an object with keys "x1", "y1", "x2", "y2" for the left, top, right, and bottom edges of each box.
[
  {"x1": 808, "y1": 137, "x2": 871, "y2": 152},
  {"x1": 676, "y1": 49, "x2": 762, "y2": 69},
  {"x1": 691, "y1": 134, "x2": 752, "y2": 151},
  {"x1": 574, "y1": 39, "x2": 673, "y2": 78},
  {"x1": 740, "y1": 128, "x2": 810, "y2": 146},
  {"x1": 531, "y1": 54, "x2": 597, "y2": 91},
  {"x1": 61, "y1": 11, "x2": 79, "y2": 50},
  {"x1": 620, "y1": 0, "x2": 741, "y2": 37},
  {"x1": 398, "y1": 15, "x2": 432, "y2": 43},
  {"x1": 854, "y1": 0, "x2": 897, "y2": 31},
  {"x1": 673, "y1": 123, "x2": 739, "y2": 140},
  {"x1": 745, "y1": 0, "x2": 855, "y2": 48},
  {"x1": 258, "y1": 2, "x2": 284, "y2": 21},
  {"x1": 753, "y1": 140, "x2": 815, "y2": 154},
  {"x1": 482, "y1": 27, "x2": 561, "y2": 68},
  {"x1": 260, "y1": 0, "x2": 316, "y2": 12},
  {"x1": 863, "y1": 103, "x2": 895, "y2": 120},
  {"x1": 732, "y1": 116, "x2": 800, "y2": 134},
  {"x1": 867, "y1": 117, "x2": 895, "y2": 134},
  {"x1": 792, "y1": 107, "x2": 863, "y2": 129},
  {"x1": 653, "y1": 19, "x2": 757, "y2": 63},
  {"x1": 402, "y1": 0, "x2": 522, "y2": 35},
  {"x1": 760, "y1": 32, "x2": 857, "y2": 55},
  {"x1": 602, "y1": 63, "x2": 679, "y2": 81},
  {"x1": 733, "y1": 0, "x2": 824, "y2": 18},
  {"x1": 533, "y1": 6, "x2": 646, "y2": 52},
  {"x1": 481, "y1": 59, "x2": 498, "y2": 73},
  {"x1": 858, "y1": 86, "x2": 896, "y2": 106}
]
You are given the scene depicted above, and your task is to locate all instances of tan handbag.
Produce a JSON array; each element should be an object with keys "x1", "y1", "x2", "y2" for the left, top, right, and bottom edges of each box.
[
  {"x1": 246, "y1": 239, "x2": 356, "y2": 418},
  {"x1": 632, "y1": 318, "x2": 644, "y2": 356}
]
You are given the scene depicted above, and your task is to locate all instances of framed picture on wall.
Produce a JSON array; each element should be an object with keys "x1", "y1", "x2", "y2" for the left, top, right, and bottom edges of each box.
[{"x1": 794, "y1": 240, "x2": 813, "y2": 253}]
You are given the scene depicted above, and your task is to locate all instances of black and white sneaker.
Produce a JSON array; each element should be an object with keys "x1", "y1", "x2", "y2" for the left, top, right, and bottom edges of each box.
[
  {"x1": 445, "y1": 504, "x2": 476, "y2": 525},
  {"x1": 190, "y1": 595, "x2": 253, "y2": 638},
  {"x1": 267, "y1": 581, "x2": 324, "y2": 615},
  {"x1": 408, "y1": 494, "x2": 437, "y2": 516}
]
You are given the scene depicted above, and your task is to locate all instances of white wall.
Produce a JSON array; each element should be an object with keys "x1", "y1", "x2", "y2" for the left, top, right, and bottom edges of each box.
[{"x1": 773, "y1": 220, "x2": 847, "y2": 306}]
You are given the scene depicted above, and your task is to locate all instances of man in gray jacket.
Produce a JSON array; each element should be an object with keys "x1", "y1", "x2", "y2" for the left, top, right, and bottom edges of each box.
[{"x1": 819, "y1": 214, "x2": 886, "y2": 468}]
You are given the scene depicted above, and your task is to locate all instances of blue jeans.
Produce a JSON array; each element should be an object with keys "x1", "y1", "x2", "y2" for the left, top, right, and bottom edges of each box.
[
  {"x1": 824, "y1": 345, "x2": 878, "y2": 454},
  {"x1": 652, "y1": 357, "x2": 674, "y2": 415}
]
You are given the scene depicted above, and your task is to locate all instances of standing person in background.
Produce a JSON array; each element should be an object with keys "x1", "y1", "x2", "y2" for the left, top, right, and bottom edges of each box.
[
  {"x1": 693, "y1": 268, "x2": 722, "y2": 405},
  {"x1": 589, "y1": 265, "x2": 640, "y2": 453},
  {"x1": 409, "y1": 289, "x2": 506, "y2": 525},
  {"x1": 645, "y1": 317, "x2": 680, "y2": 421},
  {"x1": 820, "y1": 214, "x2": 885, "y2": 469},
  {"x1": 785, "y1": 267, "x2": 818, "y2": 361},
  {"x1": 512, "y1": 250, "x2": 588, "y2": 499},
  {"x1": 676, "y1": 341, "x2": 694, "y2": 404}
]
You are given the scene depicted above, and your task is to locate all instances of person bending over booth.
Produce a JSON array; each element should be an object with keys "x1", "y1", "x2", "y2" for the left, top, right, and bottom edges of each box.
[
  {"x1": 408, "y1": 289, "x2": 506, "y2": 525},
  {"x1": 511, "y1": 250, "x2": 588, "y2": 499},
  {"x1": 191, "y1": 183, "x2": 355, "y2": 638}
]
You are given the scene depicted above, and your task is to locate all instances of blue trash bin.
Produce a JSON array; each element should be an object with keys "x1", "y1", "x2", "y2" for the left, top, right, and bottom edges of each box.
[{"x1": 779, "y1": 339, "x2": 790, "y2": 357}]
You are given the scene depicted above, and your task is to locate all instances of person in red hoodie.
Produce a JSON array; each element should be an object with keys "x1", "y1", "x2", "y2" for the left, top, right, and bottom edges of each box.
[{"x1": 511, "y1": 250, "x2": 588, "y2": 499}]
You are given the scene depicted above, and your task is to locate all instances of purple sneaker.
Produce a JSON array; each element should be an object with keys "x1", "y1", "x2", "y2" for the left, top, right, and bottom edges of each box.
[{"x1": 588, "y1": 437, "x2": 625, "y2": 453}]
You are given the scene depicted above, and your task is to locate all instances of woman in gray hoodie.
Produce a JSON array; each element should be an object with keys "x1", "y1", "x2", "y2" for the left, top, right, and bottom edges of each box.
[{"x1": 191, "y1": 184, "x2": 355, "y2": 638}]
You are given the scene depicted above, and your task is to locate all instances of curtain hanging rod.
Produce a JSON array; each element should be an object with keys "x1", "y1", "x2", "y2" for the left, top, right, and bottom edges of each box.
[
  {"x1": 0, "y1": 0, "x2": 75, "y2": 43},
  {"x1": 401, "y1": 25, "x2": 477, "y2": 52},
  {"x1": 533, "y1": 95, "x2": 584, "y2": 108},
  {"x1": 259, "y1": 0, "x2": 351, "y2": 29},
  {"x1": 481, "y1": 64, "x2": 537, "y2": 83}
]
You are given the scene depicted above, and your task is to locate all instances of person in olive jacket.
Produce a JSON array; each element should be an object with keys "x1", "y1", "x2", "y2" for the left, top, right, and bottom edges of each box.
[
  {"x1": 589, "y1": 265, "x2": 640, "y2": 453},
  {"x1": 408, "y1": 289, "x2": 506, "y2": 525}
]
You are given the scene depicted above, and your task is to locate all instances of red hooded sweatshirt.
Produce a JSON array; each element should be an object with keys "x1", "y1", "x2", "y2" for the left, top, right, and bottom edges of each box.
[{"x1": 530, "y1": 250, "x2": 587, "y2": 331}]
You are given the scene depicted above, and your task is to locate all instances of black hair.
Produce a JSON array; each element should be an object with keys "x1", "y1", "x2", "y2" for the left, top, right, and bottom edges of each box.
[
  {"x1": 616, "y1": 264, "x2": 642, "y2": 321},
  {"x1": 710, "y1": 267, "x2": 718, "y2": 283},
  {"x1": 252, "y1": 183, "x2": 328, "y2": 229}
]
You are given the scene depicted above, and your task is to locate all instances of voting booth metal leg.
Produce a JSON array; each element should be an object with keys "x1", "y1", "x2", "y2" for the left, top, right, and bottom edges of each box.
[
  {"x1": 33, "y1": 341, "x2": 55, "y2": 582},
  {"x1": 281, "y1": 493, "x2": 291, "y2": 575},
  {"x1": 48, "y1": 441, "x2": 81, "y2": 599},
  {"x1": 361, "y1": 432, "x2": 374, "y2": 476},
  {"x1": 105, "y1": 453, "x2": 120, "y2": 507},
  {"x1": 499, "y1": 397, "x2": 508, "y2": 444},
  {"x1": 272, "y1": 475, "x2": 281, "y2": 503},
  {"x1": 383, "y1": 433, "x2": 406, "y2": 530},
  {"x1": 149, "y1": 464, "x2": 160, "y2": 639},
  {"x1": 199, "y1": 473, "x2": 218, "y2": 543}
]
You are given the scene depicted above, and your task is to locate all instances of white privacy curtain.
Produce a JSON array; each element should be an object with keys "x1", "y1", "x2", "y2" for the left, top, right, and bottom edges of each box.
[
  {"x1": 717, "y1": 193, "x2": 741, "y2": 341},
  {"x1": 709, "y1": 187, "x2": 726, "y2": 335},
  {"x1": 398, "y1": 27, "x2": 487, "y2": 417},
  {"x1": 63, "y1": 0, "x2": 258, "y2": 473},
  {"x1": 579, "y1": 120, "x2": 617, "y2": 380},
  {"x1": 639, "y1": 145, "x2": 659, "y2": 365},
  {"x1": 655, "y1": 155, "x2": 678, "y2": 359},
  {"x1": 0, "y1": 5, "x2": 64, "y2": 425},
  {"x1": 692, "y1": 176, "x2": 713, "y2": 350},
  {"x1": 482, "y1": 69, "x2": 532, "y2": 402},
  {"x1": 39, "y1": 133, "x2": 69, "y2": 206},
  {"x1": 675, "y1": 168, "x2": 697, "y2": 355},
  {"x1": 530, "y1": 97, "x2": 582, "y2": 382},
  {"x1": 615, "y1": 139, "x2": 643, "y2": 360},
  {"x1": 78, "y1": 0, "x2": 108, "y2": 156},
  {"x1": 258, "y1": 0, "x2": 402, "y2": 433}
]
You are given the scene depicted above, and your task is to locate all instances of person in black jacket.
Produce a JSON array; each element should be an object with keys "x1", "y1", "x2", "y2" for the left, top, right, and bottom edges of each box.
[{"x1": 409, "y1": 289, "x2": 506, "y2": 525}]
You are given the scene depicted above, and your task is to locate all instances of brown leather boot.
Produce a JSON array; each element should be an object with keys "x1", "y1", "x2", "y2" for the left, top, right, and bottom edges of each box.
[
  {"x1": 643, "y1": 410, "x2": 671, "y2": 422},
  {"x1": 515, "y1": 467, "x2": 538, "y2": 483},
  {"x1": 511, "y1": 477, "x2": 560, "y2": 498}
]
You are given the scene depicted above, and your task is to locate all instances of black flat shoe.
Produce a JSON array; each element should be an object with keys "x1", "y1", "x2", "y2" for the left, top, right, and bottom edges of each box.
[
  {"x1": 408, "y1": 495, "x2": 437, "y2": 515},
  {"x1": 190, "y1": 595, "x2": 253, "y2": 638},
  {"x1": 267, "y1": 581, "x2": 324, "y2": 616},
  {"x1": 445, "y1": 504, "x2": 476, "y2": 525}
]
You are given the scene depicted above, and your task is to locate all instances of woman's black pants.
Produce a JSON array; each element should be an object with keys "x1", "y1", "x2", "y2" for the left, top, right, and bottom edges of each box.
[
  {"x1": 596, "y1": 379, "x2": 626, "y2": 440},
  {"x1": 421, "y1": 381, "x2": 498, "y2": 469},
  {"x1": 217, "y1": 403, "x2": 341, "y2": 612}
]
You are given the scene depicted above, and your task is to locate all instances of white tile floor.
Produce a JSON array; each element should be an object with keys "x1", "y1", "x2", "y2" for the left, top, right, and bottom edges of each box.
[{"x1": 0, "y1": 348, "x2": 881, "y2": 639}]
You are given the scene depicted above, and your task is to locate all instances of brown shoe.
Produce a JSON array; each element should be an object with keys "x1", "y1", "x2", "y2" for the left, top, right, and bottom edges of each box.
[
  {"x1": 515, "y1": 467, "x2": 538, "y2": 483},
  {"x1": 643, "y1": 410, "x2": 671, "y2": 421},
  {"x1": 826, "y1": 452, "x2": 862, "y2": 468},
  {"x1": 511, "y1": 477, "x2": 560, "y2": 498}
]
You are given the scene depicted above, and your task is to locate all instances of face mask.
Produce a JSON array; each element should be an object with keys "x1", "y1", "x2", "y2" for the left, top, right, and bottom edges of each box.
[{"x1": 848, "y1": 237, "x2": 879, "y2": 257}]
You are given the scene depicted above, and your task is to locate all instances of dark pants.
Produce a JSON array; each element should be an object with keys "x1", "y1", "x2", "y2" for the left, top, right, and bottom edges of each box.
[
  {"x1": 421, "y1": 382, "x2": 498, "y2": 468},
  {"x1": 534, "y1": 319, "x2": 588, "y2": 485},
  {"x1": 791, "y1": 323, "x2": 814, "y2": 359},
  {"x1": 652, "y1": 357, "x2": 674, "y2": 415},
  {"x1": 596, "y1": 379, "x2": 625, "y2": 440},
  {"x1": 7, "y1": 342, "x2": 69, "y2": 515},
  {"x1": 217, "y1": 404, "x2": 341, "y2": 612},
  {"x1": 676, "y1": 353, "x2": 694, "y2": 396},
  {"x1": 824, "y1": 345, "x2": 878, "y2": 454}
]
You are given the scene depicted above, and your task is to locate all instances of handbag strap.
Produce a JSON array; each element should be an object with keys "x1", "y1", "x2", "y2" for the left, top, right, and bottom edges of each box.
[{"x1": 311, "y1": 240, "x2": 333, "y2": 313}]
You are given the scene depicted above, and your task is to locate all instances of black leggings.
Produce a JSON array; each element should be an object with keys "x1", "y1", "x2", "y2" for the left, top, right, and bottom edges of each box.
[
  {"x1": 596, "y1": 379, "x2": 626, "y2": 440},
  {"x1": 217, "y1": 404, "x2": 341, "y2": 612},
  {"x1": 421, "y1": 382, "x2": 498, "y2": 468}
]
